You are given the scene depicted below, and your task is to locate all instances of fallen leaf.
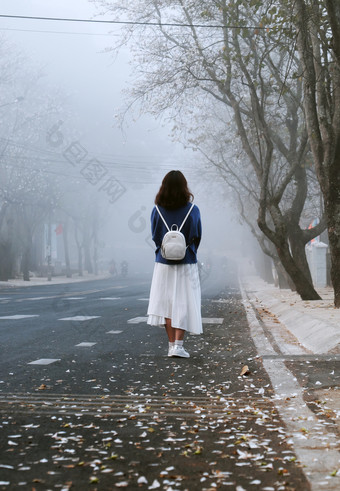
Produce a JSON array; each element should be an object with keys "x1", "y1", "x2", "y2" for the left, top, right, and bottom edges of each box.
[{"x1": 240, "y1": 365, "x2": 250, "y2": 376}]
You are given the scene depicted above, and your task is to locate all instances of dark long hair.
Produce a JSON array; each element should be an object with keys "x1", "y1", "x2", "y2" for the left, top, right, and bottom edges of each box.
[{"x1": 155, "y1": 170, "x2": 193, "y2": 209}]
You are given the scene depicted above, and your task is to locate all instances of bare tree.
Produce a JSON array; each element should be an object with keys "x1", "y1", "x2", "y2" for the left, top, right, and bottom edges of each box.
[
  {"x1": 291, "y1": 0, "x2": 340, "y2": 306},
  {"x1": 93, "y1": 0, "x2": 324, "y2": 298}
]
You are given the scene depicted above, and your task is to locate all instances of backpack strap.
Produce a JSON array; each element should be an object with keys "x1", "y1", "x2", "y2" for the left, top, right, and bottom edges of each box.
[
  {"x1": 155, "y1": 203, "x2": 194, "y2": 232},
  {"x1": 179, "y1": 203, "x2": 194, "y2": 232},
  {"x1": 155, "y1": 205, "x2": 170, "y2": 232}
]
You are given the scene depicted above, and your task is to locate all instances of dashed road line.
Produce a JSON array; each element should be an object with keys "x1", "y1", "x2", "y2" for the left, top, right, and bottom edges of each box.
[
  {"x1": 0, "y1": 315, "x2": 39, "y2": 320},
  {"x1": 28, "y1": 359, "x2": 60, "y2": 365},
  {"x1": 99, "y1": 297, "x2": 120, "y2": 300},
  {"x1": 0, "y1": 286, "x2": 128, "y2": 304},
  {"x1": 127, "y1": 316, "x2": 225, "y2": 325},
  {"x1": 128, "y1": 316, "x2": 148, "y2": 324},
  {"x1": 59, "y1": 316, "x2": 101, "y2": 321},
  {"x1": 202, "y1": 317, "x2": 224, "y2": 324},
  {"x1": 75, "y1": 342, "x2": 97, "y2": 347}
]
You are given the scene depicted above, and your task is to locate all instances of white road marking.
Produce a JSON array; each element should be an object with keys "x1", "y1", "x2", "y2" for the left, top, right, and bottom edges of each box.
[
  {"x1": 138, "y1": 298, "x2": 149, "y2": 301},
  {"x1": 63, "y1": 297, "x2": 84, "y2": 300},
  {"x1": 128, "y1": 316, "x2": 148, "y2": 324},
  {"x1": 25, "y1": 297, "x2": 51, "y2": 301},
  {"x1": 28, "y1": 358, "x2": 60, "y2": 365},
  {"x1": 107, "y1": 330, "x2": 123, "y2": 334},
  {"x1": 75, "y1": 342, "x2": 97, "y2": 347},
  {"x1": 0, "y1": 315, "x2": 39, "y2": 320},
  {"x1": 202, "y1": 318, "x2": 224, "y2": 324},
  {"x1": 99, "y1": 297, "x2": 120, "y2": 300},
  {"x1": 127, "y1": 317, "x2": 224, "y2": 325},
  {"x1": 59, "y1": 316, "x2": 100, "y2": 321}
]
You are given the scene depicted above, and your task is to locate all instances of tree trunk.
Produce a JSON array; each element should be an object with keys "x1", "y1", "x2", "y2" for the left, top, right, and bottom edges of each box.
[
  {"x1": 259, "y1": 252, "x2": 275, "y2": 284},
  {"x1": 325, "y1": 148, "x2": 340, "y2": 307},
  {"x1": 77, "y1": 246, "x2": 83, "y2": 276},
  {"x1": 84, "y1": 243, "x2": 93, "y2": 274},
  {"x1": 289, "y1": 233, "x2": 314, "y2": 287},
  {"x1": 22, "y1": 243, "x2": 31, "y2": 281},
  {"x1": 0, "y1": 242, "x2": 11, "y2": 280},
  {"x1": 274, "y1": 258, "x2": 294, "y2": 289},
  {"x1": 62, "y1": 219, "x2": 72, "y2": 278},
  {"x1": 276, "y1": 242, "x2": 321, "y2": 300},
  {"x1": 294, "y1": 0, "x2": 340, "y2": 305},
  {"x1": 74, "y1": 224, "x2": 83, "y2": 276}
]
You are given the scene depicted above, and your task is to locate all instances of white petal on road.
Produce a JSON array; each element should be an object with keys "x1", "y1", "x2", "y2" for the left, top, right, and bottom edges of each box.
[
  {"x1": 137, "y1": 476, "x2": 148, "y2": 484},
  {"x1": 148, "y1": 480, "x2": 161, "y2": 489}
]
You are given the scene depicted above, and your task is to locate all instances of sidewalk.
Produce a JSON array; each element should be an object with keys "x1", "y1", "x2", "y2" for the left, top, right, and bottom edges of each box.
[
  {"x1": 241, "y1": 275, "x2": 340, "y2": 489},
  {"x1": 0, "y1": 272, "x2": 111, "y2": 289},
  {"x1": 242, "y1": 275, "x2": 340, "y2": 354}
]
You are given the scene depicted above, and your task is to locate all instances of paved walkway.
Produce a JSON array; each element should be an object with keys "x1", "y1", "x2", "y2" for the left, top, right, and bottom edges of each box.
[
  {"x1": 242, "y1": 275, "x2": 340, "y2": 354},
  {"x1": 242, "y1": 275, "x2": 340, "y2": 489}
]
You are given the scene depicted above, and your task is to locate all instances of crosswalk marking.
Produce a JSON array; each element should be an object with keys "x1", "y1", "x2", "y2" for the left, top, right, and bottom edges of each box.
[
  {"x1": 128, "y1": 316, "x2": 148, "y2": 324},
  {"x1": 75, "y1": 342, "x2": 97, "y2": 347},
  {"x1": 127, "y1": 317, "x2": 224, "y2": 325},
  {"x1": 0, "y1": 315, "x2": 39, "y2": 320},
  {"x1": 202, "y1": 318, "x2": 224, "y2": 324},
  {"x1": 59, "y1": 316, "x2": 100, "y2": 321},
  {"x1": 28, "y1": 358, "x2": 60, "y2": 365}
]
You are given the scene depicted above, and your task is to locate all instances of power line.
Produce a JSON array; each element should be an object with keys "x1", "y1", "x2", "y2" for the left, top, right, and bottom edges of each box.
[
  {"x1": 0, "y1": 137, "x2": 198, "y2": 167},
  {"x1": 0, "y1": 13, "x2": 268, "y2": 30},
  {"x1": 0, "y1": 27, "x2": 122, "y2": 37}
]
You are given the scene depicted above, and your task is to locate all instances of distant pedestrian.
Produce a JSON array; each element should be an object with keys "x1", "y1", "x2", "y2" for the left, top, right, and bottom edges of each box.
[{"x1": 147, "y1": 170, "x2": 202, "y2": 358}]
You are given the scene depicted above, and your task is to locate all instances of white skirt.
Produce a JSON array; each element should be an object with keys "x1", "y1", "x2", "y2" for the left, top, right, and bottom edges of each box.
[{"x1": 147, "y1": 262, "x2": 202, "y2": 335}]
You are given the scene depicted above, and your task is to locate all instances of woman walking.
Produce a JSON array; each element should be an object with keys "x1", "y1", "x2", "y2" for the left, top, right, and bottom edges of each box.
[{"x1": 147, "y1": 170, "x2": 202, "y2": 358}]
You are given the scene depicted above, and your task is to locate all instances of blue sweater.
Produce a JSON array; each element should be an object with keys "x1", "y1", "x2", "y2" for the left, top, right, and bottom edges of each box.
[{"x1": 151, "y1": 203, "x2": 202, "y2": 264}]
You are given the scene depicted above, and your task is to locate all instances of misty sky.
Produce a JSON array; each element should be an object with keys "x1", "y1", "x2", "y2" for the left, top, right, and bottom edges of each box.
[
  {"x1": 0, "y1": 0, "x2": 192, "y2": 165},
  {"x1": 0, "y1": 1, "x2": 248, "y2": 269}
]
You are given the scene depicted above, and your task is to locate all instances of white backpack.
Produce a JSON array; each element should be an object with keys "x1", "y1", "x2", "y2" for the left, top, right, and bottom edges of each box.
[{"x1": 155, "y1": 204, "x2": 194, "y2": 261}]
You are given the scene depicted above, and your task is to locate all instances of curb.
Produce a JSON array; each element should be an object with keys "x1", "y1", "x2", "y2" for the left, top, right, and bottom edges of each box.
[{"x1": 242, "y1": 276, "x2": 340, "y2": 354}]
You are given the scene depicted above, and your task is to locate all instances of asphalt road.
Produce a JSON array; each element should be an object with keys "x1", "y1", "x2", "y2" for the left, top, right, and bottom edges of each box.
[{"x1": 0, "y1": 268, "x2": 310, "y2": 490}]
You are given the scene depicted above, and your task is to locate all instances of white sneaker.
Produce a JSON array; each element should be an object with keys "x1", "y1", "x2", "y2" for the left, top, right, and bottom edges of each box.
[
  {"x1": 168, "y1": 346, "x2": 175, "y2": 357},
  {"x1": 172, "y1": 346, "x2": 190, "y2": 358}
]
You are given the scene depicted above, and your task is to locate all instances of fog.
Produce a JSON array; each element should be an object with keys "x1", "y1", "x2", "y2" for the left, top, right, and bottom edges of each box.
[{"x1": 0, "y1": 0, "x2": 253, "y2": 290}]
